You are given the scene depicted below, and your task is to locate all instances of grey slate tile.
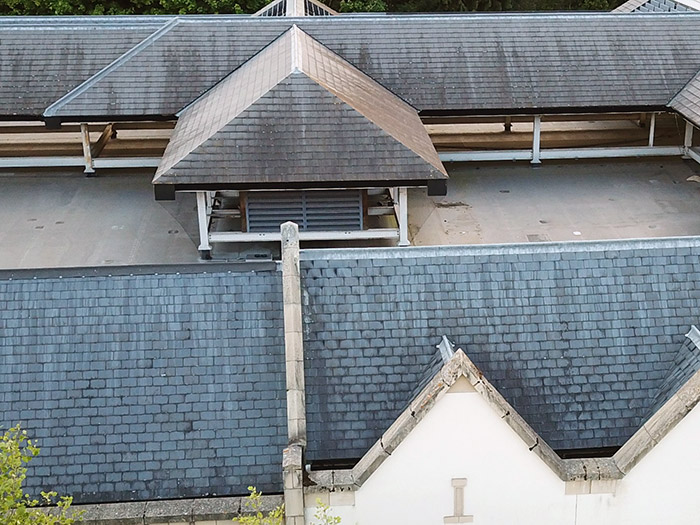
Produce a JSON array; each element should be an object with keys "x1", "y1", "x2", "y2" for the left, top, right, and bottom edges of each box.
[
  {"x1": 5, "y1": 15, "x2": 699, "y2": 118},
  {"x1": 0, "y1": 266, "x2": 286, "y2": 504},
  {"x1": 301, "y1": 239, "x2": 700, "y2": 459}
]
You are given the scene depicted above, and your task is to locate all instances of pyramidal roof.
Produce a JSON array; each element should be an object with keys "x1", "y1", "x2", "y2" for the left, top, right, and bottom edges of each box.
[
  {"x1": 253, "y1": 0, "x2": 337, "y2": 17},
  {"x1": 153, "y1": 26, "x2": 447, "y2": 190}
]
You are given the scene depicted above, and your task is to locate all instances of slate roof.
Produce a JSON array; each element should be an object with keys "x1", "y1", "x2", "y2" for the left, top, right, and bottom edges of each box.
[
  {"x1": 0, "y1": 264, "x2": 286, "y2": 504},
  {"x1": 646, "y1": 334, "x2": 700, "y2": 415},
  {"x1": 670, "y1": 70, "x2": 700, "y2": 127},
  {"x1": 300, "y1": 237, "x2": 700, "y2": 460},
  {"x1": 153, "y1": 26, "x2": 446, "y2": 189},
  {"x1": 5, "y1": 14, "x2": 700, "y2": 118},
  {"x1": 0, "y1": 19, "x2": 158, "y2": 117}
]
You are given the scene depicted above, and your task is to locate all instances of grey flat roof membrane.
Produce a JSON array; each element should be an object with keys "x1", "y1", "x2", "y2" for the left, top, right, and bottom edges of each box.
[{"x1": 153, "y1": 26, "x2": 446, "y2": 189}]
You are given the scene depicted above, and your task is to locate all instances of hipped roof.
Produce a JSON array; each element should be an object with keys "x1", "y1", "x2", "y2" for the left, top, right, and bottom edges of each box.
[
  {"x1": 9, "y1": 14, "x2": 700, "y2": 122},
  {"x1": 153, "y1": 26, "x2": 446, "y2": 189}
]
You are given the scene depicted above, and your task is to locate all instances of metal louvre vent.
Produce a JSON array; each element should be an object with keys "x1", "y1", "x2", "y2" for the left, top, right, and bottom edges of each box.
[{"x1": 246, "y1": 190, "x2": 363, "y2": 232}]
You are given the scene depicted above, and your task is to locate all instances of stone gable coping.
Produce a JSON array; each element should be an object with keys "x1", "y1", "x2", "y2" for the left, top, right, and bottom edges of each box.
[{"x1": 311, "y1": 346, "x2": 700, "y2": 489}]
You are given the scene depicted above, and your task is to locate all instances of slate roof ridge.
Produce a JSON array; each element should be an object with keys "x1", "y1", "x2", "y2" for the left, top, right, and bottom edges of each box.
[
  {"x1": 292, "y1": 26, "x2": 445, "y2": 173},
  {"x1": 0, "y1": 15, "x2": 176, "y2": 26},
  {"x1": 0, "y1": 261, "x2": 277, "y2": 282},
  {"x1": 10, "y1": 11, "x2": 700, "y2": 27},
  {"x1": 300, "y1": 234, "x2": 700, "y2": 261},
  {"x1": 154, "y1": 27, "x2": 297, "y2": 179},
  {"x1": 172, "y1": 25, "x2": 295, "y2": 118},
  {"x1": 43, "y1": 17, "x2": 179, "y2": 118}
]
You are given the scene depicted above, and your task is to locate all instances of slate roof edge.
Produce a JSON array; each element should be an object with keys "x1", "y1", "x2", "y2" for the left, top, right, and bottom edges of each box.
[
  {"x1": 311, "y1": 345, "x2": 700, "y2": 490},
  {"x1": 613, "y1": 366, "x2": 700, "y2": 474},
  {"x1": 308, "y1": 349, "x2": 582, "y2": 490},
  {"x1": 5, "y1": 12, "x2": 700, "y2": 23},
  {"x1": 300, "y1": 234, "x2": 700, "y2": 261},
  {"x1": 70, "y1": 494, "x2": 283, "y2": 524},
  {"x1": 0, "y1": 261, "x2": 276, "y2": 281},
  {"x1": 43, "y1": 18, "x2": 179, "y2": 118}
]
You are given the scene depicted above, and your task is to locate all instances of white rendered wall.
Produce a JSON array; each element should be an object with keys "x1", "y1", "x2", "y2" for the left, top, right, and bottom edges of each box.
[
  {"x1": 354, "y1": 379, "x2": 575, "y2": 524},
  {"x1": 345, "y1": 379, "x2": 700, "y2": 524},
  {"x1": 576, "y1": 398, "x2": 700, "y2": 525}
]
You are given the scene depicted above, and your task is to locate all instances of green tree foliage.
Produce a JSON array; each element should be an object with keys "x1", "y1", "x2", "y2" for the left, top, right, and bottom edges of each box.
[
  {"x1": 237, "y1": 486, "x2": 285, "y2": 525},
  {"x1": 0, "y1": 0, "x2": 625, "y2": 16},
  {"x1": 236, "y1": 488, "x2": 341, "y2": 525},
  {"x1": 339, "y1": 0, "x2": 386, "y2": 12},
  {"x1": 1, "y1": 425, "x2": 80, "y2": 525}
]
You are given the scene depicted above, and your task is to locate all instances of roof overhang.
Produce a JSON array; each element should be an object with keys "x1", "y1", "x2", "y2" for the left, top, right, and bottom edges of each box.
[{"x1": 153, "y1": 179, "x2": 447, "y2": 200}]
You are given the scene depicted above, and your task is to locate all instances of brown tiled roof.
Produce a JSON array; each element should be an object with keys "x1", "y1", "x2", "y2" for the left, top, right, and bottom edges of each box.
[{"x1": 153, "y1": 26, "x2": 446, "y2": 188}]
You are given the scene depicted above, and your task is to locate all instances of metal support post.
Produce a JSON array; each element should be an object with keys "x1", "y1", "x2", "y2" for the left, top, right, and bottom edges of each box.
[
  {"x1": 531, "y1": 115, "x2": 542, "y2": 165},
  {"x1": 196, "y1": 191, "x2": 212, "y2": 259},
  {"x1": 398, "y1": 187, "x2": 410, "y2": 247},
  {"x1": 648, "y1": 112, "x2": 656, "y2": 147},
  {"x1": 684, "y1": 121, "x2": 694, "y2": 158}
]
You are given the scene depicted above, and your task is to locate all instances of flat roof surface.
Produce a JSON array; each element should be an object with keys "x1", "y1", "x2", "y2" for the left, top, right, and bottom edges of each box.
[
  {"x1": 2, "y1": 158, "x2": 700, "y2": 269},
  {"x1": 0, "y1": 170, "x2": 199, "y2": 270},
  {"x1": 410, "y1": 158, "x2": 700, "y2": 246}
]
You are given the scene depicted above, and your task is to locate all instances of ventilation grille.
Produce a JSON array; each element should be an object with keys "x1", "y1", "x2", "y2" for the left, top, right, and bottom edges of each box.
[{"x1": 246, "y1": 190, "x2": 363, "y2": 232}]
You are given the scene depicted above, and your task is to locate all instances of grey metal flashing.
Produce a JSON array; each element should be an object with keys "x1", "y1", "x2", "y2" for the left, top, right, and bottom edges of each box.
[
  {"x1": 43, "y1": 18, "x2": 179, "y2": 118},
  {"x1": 301, "y1": 234, "x2": 700, "y2": 261}
]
